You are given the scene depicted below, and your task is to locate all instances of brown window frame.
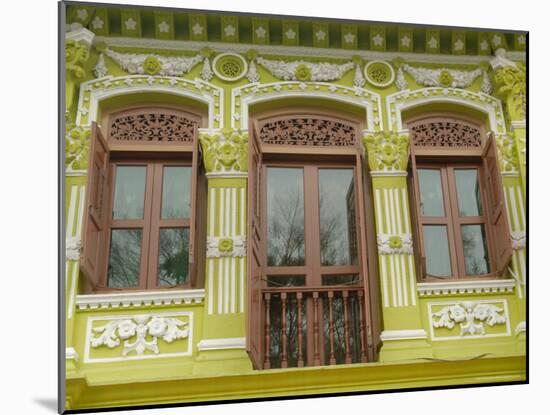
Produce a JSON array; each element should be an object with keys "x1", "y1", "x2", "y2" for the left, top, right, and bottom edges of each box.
[
  {"x1": 80, "y1": 105, "x2": 207, "y2": 293},
  {"x1": 415, "y1": 161, "x2": 496, "y2": 281},
  {"x1": 407, "y1": 113, "x2": 512, "y2": 282},
  {"x1": 246, "y1": 109, "x2": 382, "y2": 369}
]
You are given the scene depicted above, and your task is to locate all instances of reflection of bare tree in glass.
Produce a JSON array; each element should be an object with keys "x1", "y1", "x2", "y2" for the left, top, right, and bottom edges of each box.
[
  {"x1": 268, "y1": 189, "x2": 305, "y2": 266},
  {"x1": 108, "y1": 229, "x2": 143, "y2": 288},
  {"x1": 462, "y1": 226, "x2": 488, "y2": 275},
  {"x1": 158, "y1": 228, "x2": 189, "y2": 286}
]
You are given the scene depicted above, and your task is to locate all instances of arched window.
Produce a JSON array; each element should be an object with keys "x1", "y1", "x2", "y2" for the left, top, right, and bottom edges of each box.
[
  {"x1": 406, "y1": 114, "x2": 512, "y2": 281},
  {"x1": 247, "y1": 110, "x2": 381, "y2": 370},
  {"x1": 80, "y1": 106, "x2": 207, "y2": 292}
]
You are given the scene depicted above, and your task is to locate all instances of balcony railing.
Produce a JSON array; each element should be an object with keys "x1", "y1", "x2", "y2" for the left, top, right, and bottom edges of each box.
[{"x1": 261, "y1": 286, "x2": 368, "y2": 369}]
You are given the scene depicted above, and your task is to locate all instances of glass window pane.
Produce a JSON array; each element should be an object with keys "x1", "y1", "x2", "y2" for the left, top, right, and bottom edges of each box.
[
  {"x1": 319, "y1": 169, "x2": 358, "y2": 266},
  {"x1": 107, "y1": 229, "x2": 142, "y2": 288},
  {"x1": 162, "y1": 166, "x2": 191, "y2": 219},
  {"x1": 267, "y1": 168, "x2": 305, "y2": 266},
  {"x1": 266, "y1": 276, "x2": 306, "y2": 287},
  {"x1": 322, "y1": 274, "x2": 360, "y2": 285},
  {"x1": 113, "y1": 166, "x2": 146, "y2": 219},
  {"x1": 455, "y1": 169, "x2": 483, "y2": 216},
  {"x1": 158, "y1": 228, "x2": 190, "y2": 286},
  {"x1": 462, "y1": 225, "x2": 490, "y2": 275},
  {"x1": 423, "y1": 226, "x2": 452, "y2": 277},
  {"x1": 418, "y1": 169, "x2": 445, "y2": 217}
]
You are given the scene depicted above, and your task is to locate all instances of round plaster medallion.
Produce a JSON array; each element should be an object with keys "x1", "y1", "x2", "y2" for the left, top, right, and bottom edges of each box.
[
  {"x1": 364, "y1": 60, "x2": 395, "y2": 88},
  {"x1": 212, "y1": 53, "x2": 248, "y2": 82}
]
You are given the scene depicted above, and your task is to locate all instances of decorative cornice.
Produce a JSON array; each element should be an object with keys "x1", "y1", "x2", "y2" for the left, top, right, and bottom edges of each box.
[
  {"x1": 95, "y1": 36, "x2": 526, "y2": 65},
  {"x1": 362, "y1": 131, "x2": 409, "y2": 172},
  {"x1": 431, "y1": 301, "x2": 507, "y2": 337},
  {"x1": 377, "y1": 233, "x2": 413, "y2": 255},
  {"x1": 197, "y1": 337, "x2": 246, "y2": 351},
  {"x1": 418, "y1": 279, "x2": 515, "y2": 297},
  {"x1": 76, "y1": 289, "x2": 205, "y2": 310},
  {"x1": 257, "y1": 56, "x2": 354, "y2": 82},
  {"x1": 66, "y1": 347, "x2": 79, "y2": 361},
  {"x1": 206, "y1": 236, "x2": 246, "y2": 258},
  {"x1": 198, "y1": 128, "x2": 248, "y2": 175},
  {"x1": 395, "y1": 62, "x2": 491, "y2": 94},
  {"x1": 511, "y1": 231, "x2": 526, "y2": 250},
  {"x1": 66, "y1": 26, "x2": 95, "y2": 47},
  {"x1": 102, "y1": 47, "x2": 204, "y2": 77}
]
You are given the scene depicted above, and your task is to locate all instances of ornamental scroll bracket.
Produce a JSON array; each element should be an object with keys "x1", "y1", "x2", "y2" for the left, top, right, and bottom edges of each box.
[
  {"x1": 362, "y1": 131, "x2": 410, "y2": 172},
  {"x1": 66, "y1": 26, "x2": 95, "y2": 112},
  {"x1": 491, "y1": 49, "x2": 526, "y2": 120},
  {"x1": 198, "y1": 129, "x2": 248, "y2": 176}
]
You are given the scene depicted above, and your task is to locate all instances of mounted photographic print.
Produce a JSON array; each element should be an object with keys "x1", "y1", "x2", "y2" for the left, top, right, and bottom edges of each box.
[{"x1": 60, "y1": 0, "x2": 527, "y2": 412}]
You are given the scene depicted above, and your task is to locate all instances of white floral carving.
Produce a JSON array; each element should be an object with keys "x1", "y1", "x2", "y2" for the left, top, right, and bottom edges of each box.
[
  {"x1": 255, "y1": 26, "x2": 266, "y2": 39},
  {"x1": 93, "y1": 53, "x2": 108, "y2": 78},
  {"x1": 372, "y1": 34, "x2": 384, "y2": 47},
  {"x1": 428, "y1": 37, "x2": 438, "y2": 49},
  {"x1": 344, "y1": 32, "x2": 355, "y2": 44},
  {"x1": 401, "y1": 35, "x2": 411, "y2": 48},
  {"x1": 192, "y1": 23, "x2": 203, "y2": 36},
  {"x1": 90, "y1": 315, "x2": 189, "y2": 356},
  {"x1": 285, "y1": 28, "x2": 296, "y2": 40},
  {"x1": 91, "y1": 16, "x2": 104, "y2": 30},
  {"x1": 201, "y1": 56, "x2": 213, "y2": 81},
  {"x1": 511, "y1": 231, "x2": 526, "y2": 250},
  {"x1": 224, "y1": 25, "x2": 236, "y2": 37},
  {"x1": 432, "y1": 301, "x2": 506, "y2": 336},
  {"x1": 158, "y1": 21, "x2": 170, "y2": 33},
  {"x1": 315, "y1": 30, "x2": 326, "y2": 41},
  {"x1": 377, "y1": 233, "x2": 413, "y2": 255},
  {"x1": 66, "y1": 236, "x2": 81, "y2": 260},
  {"x1": 396, "y1": 63, "x2": 492, "y2": 94},
  {"x1": 247, "y1": 59, "x2": 260, "y2": 83},
  {"x1": 124, "y1": 18, "x2": 137, "y2": 31},
  {"x1": 103, "y1": 47, "x2": 203, "y2": 76},
  {"x1": 256, "y1": 57, "x2": 354, "y2": 82},
  {"x1": 207, "y1": 235, "x2": 246, "y2": 258},
  {"x1": 353, "y1": 63, "x2": 365, "y2": 87}
]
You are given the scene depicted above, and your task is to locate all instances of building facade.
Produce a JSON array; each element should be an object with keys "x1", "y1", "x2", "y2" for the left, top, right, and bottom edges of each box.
[{"x1": 63, "y1": 2, "x2": 527, "y2": 411}]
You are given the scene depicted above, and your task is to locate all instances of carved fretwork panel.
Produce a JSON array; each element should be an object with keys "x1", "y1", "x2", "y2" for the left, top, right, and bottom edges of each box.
[
  {"x1": 410, "y1": 119, "x2": 482, "y2": 148},
  {"x1": 259, "y1": 118, "x2": 357, "y2": 147},
  {"x1": 109, "y1": 110, "x2": 199, "y2": 144}
]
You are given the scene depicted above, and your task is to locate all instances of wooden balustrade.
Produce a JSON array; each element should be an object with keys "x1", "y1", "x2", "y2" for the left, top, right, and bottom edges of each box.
[{"x1": 261, "y1": 286, "x2": 367, "y2": 369}]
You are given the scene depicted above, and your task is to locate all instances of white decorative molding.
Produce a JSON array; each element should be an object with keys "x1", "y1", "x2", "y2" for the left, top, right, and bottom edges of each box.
[
  {"x1": 490, "y1": 48, "x2": 518, "y2": 71},
  {"x1": 103, "y1": 47, "x2": 204, "y2": 77},
  {"x1": 206, "y1": 235, "x2": 246, "y2": 258},
  {"x1": 511, "y1": 120, "x2": 526, "y2": 130},
  {"x1": 84, "y1": 312, "x2": 193, "y2": 362},
  {"x1": 205, "y1": 171, "x2": 248, "y2": 179},
  {"x1": 65, "y1": 236, "x2": 81, "y2": 261},
  {"x1": 75, "y1": 75, "x2": 223, "y2": 130},
  {"x1": 429, "y1": 300, "x2": 511, "y2": 341},
  {"x1": 95, "y1": 36, "x2": 526, "y2": 65},
  {"x1": 66, "y1": 347, "x2": 79, "y2": 361},
  {"x1": 66, "y1": 25, "x2": 95, "y2": 46},
  {"x1": 515, "y1": 321, "x2": 526, "y2": 336},
  {"x1": 380, "y1": 329, "x2": 427, "y2": 342},
  {"x1": 377, "y1": 233, "x2": 413, "y2": 255},
  {"x1": 212, "y1": 53, "x2": 248, "y2": 82},
  {"x1": 93, "y1": 53, "x2": 108, "y2": 78},
  {"x1": 364, "y1": 60, "x2": 395, "y2": 88},
  {"x1": 197, "y1": 337, "x2": 246, "y2": 351},
  {"x1": 256, "y1": 57, "x2": 354, "y2": 82},
  {"x1": 418, "y1": 279, "x2": 515, "y2": 297},
  {"x1": 396, "y1": 64, "x2": 492, "y2": 94},
  {"x1": 386, "y1": 87, "x2": 507, "y2": 135},
  {"x1": 232, "y1": 81, "x2": 383, "y2": 132},
  {"x1": 511, "y1": 231, "x2": 526, "y2": 250},
  {"x1": 370, "y1": 170, "x2": 408, "y2": 177},
  {"x1": 76, "y1": 289, "x2": 205, "y2": 310}
]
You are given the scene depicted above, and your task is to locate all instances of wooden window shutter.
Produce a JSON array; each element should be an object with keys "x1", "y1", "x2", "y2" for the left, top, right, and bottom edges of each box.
[
  {"x1": 355, "y1": 146, "x2": 380, "y2": 362},
  {"x1": 80, "y1": 122, "x2": 110, "y2": 291},
  {"x1": 482, "y1": 133, "x2": 513, "y2": 274},
  {"x1": 188, "y1": 128, "x2": 200, "y2": 286},
  {"x1": 246, "y1": 124, "x2": 264, "y2": 369},
  {"x1": 407, "y1": 144, "x2": 426, "y2": 280}
]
